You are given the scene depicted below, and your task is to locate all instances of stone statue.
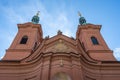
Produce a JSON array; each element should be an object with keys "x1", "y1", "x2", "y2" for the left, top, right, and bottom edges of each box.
[
  {"x1": 78, "y1": 11, "x2": 86, "y2": 25},
  {"x1": 57, "y1": 30, "x2": 62, "y2": 35},
  {"x1": 31, "y1": 11, "x2": 40, "y2": 24}
]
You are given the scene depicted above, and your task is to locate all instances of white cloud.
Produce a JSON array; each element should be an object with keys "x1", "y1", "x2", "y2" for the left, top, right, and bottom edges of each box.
[
  {"x1": 4, "y1": 8, "x2": 25, "y2": 24},
  {"x1": 115, "y1": 48, "x2": 120, "y2": 52},
  {"x1": 41, "y1": 9, "x2": 74, "y2": 37},
  {"x1": 0, "y1": 56, "x2": 3, "y2": 60},
  {"x1": 113, "y1": 48, "x2": 120, "y2": 61},
  {"x1": 64, "y1": 30, "x2": 72, "y2": 37}
]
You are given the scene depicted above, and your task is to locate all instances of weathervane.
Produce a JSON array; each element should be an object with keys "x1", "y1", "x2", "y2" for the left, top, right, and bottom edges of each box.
[
  {"x1": 78, "y1": 11, "x2": 81, "y2": 17},
  {"x1": 31, "y1": 11, "x2": 40, "y2": 24},
  {"x1": 78, "y1": 11, "x2": 87, "y2": 25},
  {"x1": 36, "y1": 11, "x2": 40, "y2": 16}
]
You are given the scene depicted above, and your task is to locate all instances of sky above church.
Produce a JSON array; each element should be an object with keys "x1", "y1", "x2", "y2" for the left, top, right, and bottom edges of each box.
[{"x1": 0, "y1": 0, "x2": 120, "y2": 60}]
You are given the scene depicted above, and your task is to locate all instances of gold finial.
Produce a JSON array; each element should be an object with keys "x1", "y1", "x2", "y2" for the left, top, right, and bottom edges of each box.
[
  {"x1": 36, "y1": 11, "x2": 40, "y2": 16},
  {"x1": 78, "y1": 11, "x2": 81, "y2": 17}
]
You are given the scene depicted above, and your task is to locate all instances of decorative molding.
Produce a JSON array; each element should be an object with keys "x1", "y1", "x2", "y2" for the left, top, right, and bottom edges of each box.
[{"x1": 45, "y1": 39, "x2": 77, "y2": 53}]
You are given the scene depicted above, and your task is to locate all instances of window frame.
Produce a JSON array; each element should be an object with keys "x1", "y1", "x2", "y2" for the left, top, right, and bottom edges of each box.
[
  {"x1": 20, "y1": 36, "x2": 28, "y2": 44},
  {"x1": 91, "y1": 36, "x2": 99, "y2": 45}
]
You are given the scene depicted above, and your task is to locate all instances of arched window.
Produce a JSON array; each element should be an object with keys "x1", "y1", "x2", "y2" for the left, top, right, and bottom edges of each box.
[
  {"x1": 91, "y1": 36, "x2": 99, "y2": 45},
  {"x1": 20, "y1": 36, "x2": 28, "y2": 44}
]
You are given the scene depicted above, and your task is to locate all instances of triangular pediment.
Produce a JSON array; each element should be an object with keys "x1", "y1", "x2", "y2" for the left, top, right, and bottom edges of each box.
[
  {"x1": 44, "y1": 39, "x2": 77, "y2": 53},
  {"x1": 41, "y1": 34, "x2": 78, "y2": 54}
]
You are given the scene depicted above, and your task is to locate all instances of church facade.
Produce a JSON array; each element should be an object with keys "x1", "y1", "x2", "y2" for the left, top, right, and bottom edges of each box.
[{"x1": 0, "y1": 14, "x2": 120, "y2": 80}]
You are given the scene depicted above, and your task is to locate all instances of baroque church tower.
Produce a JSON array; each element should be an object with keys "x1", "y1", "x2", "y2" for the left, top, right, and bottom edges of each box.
[
  {"x1": 0, "y1": 12, "x2": 120, "y2": 80},
  {"x1": 3, "y1": 23, "x2": 43, "y2": 60},
  {"x1": 3, "y1": 12, "x2": 43, "y2": 60}
]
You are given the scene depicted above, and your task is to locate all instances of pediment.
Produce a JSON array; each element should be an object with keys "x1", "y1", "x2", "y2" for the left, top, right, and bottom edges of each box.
[
  {"x1": 42, "y1": 35, "x2": 78, "y2": 54},
  {"x1": 44, "y1": 39, "x2": 77, "y2": 53}
]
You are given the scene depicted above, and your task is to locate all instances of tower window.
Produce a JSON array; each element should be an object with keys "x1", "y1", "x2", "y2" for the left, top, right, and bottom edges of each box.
[
  {"x1": 91, "y1": 36, "x2": 99, "y2": 45},
  {"x1": 20, "y1": 36, "x2": 28, "y2": 44}
]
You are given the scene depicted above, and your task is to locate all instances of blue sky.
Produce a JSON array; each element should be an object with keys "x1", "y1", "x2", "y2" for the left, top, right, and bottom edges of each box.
[{"x1": 0, "y1": 0, "x2": 120, "y2": 60}]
